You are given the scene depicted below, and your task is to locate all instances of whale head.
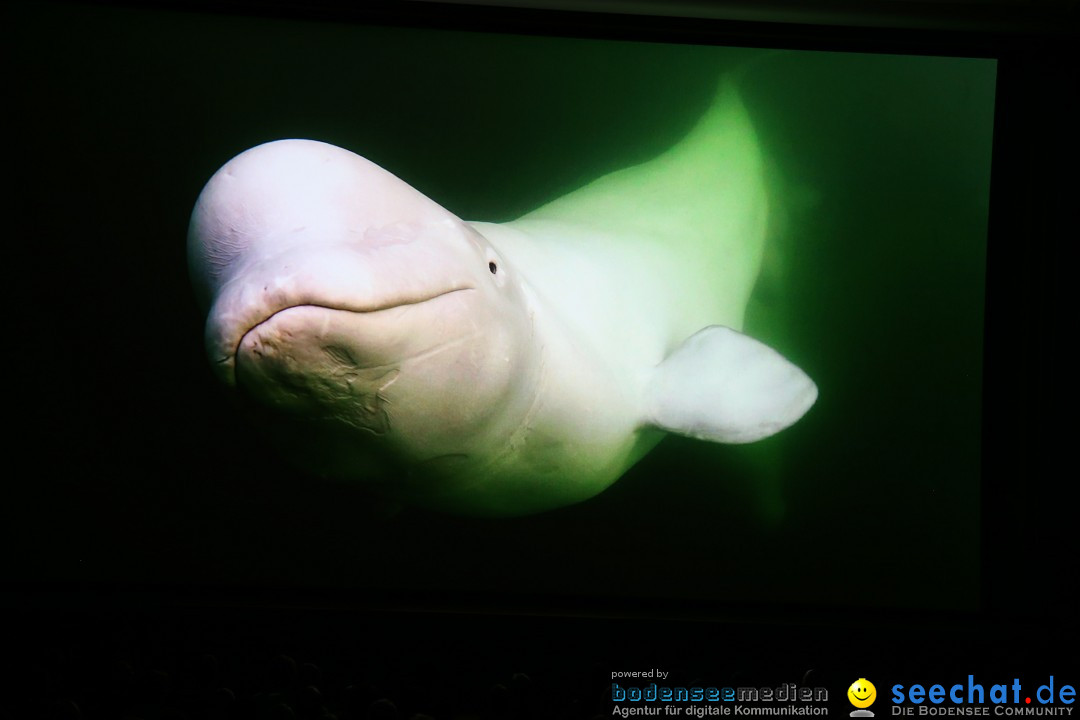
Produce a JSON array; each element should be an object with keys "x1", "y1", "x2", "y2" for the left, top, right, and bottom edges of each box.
[{"x1": 189, "y1": 139, "x2": 539, "y2": 499}]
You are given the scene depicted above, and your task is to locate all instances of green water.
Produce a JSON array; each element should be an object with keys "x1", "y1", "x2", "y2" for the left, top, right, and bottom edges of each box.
[{"x1": 11, "y1": 3, "x2": 994, "y2": 612}]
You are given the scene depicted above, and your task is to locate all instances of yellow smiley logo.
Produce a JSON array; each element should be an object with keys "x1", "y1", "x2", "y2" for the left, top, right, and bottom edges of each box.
[{"x1": 848, "y1": 679, "x2": 877, "y2": 708}]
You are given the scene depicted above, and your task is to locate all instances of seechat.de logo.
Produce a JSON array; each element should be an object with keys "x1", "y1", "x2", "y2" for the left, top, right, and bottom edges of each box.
[{"x1": 891, "y1": 676, "x2": 1075, "y2": 716}]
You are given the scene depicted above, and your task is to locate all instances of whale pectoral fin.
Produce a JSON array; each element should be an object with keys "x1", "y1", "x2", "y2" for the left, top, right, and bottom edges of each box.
[{"x1": 646, "y1": 326, "x2": 817, "y2": 444}]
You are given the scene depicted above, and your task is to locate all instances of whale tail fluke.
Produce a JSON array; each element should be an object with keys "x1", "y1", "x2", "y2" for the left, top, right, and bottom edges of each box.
[{"x1": 644, "y1": 325, "x2": 817, "y2": 445}]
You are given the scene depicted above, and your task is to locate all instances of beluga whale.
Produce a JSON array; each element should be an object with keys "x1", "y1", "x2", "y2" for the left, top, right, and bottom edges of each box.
[{"x1": 188, "y1": 79, "x2": 817, "y2": 517}]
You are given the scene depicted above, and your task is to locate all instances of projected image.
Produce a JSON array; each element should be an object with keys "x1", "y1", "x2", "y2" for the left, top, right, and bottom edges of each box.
[
  {"x1": 11, "y1": 3, "x2": 995, "y2": 612},
  {"x1": 187, "y1": 80, "x2": 817, "y2": 517}
]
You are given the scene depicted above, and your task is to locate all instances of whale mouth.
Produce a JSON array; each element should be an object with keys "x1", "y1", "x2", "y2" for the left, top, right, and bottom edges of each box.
[
  {"x1": 232, "y1": 285, "x2": 474, "y2": 363},
  {"x1": 225, "y1": 286, "x2": 476, "y2": 397}
]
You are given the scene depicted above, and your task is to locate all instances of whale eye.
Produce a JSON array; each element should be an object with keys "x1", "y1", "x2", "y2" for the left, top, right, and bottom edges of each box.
[{"x1": 489, "y1": 262, "x2": 497, "y2": 274}]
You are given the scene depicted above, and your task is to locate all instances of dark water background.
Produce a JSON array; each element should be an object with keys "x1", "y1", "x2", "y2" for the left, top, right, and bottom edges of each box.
[{"x1": 9, "y1": 2, "x2": 994, "y2": 612}]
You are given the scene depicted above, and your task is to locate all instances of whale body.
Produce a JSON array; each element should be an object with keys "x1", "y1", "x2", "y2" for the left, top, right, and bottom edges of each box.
[{"x1": 188, "y1": 81, "x2": 817, "y2": 517}]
